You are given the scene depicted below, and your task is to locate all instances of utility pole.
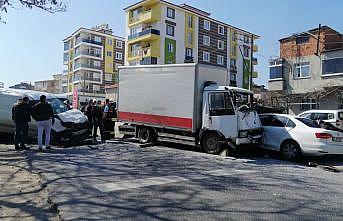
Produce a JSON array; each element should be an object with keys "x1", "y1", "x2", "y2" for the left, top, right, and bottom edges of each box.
[{"x1": 316, "y1": 24, "x2": 321, "y2": 56}]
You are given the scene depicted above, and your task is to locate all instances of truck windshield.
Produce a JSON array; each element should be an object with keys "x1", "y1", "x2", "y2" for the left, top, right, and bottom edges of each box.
[
  {"x1": 209, "y1": 92, "x2": 234, "y2": 116},
  {"x1": 234, "y1": 92, "x2": 252, "y2": 107}
]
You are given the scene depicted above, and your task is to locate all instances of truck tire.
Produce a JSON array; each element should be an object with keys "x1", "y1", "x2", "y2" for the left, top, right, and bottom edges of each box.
[
  {"x1": 201, "y1": 132, "x2": 223, "y2": 154},
  {"x1": 137, "y1": 127, "x2": 156, "y2": 144}
]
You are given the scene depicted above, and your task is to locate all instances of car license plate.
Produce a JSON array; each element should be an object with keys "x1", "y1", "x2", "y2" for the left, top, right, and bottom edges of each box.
[{"x1": 332, "y1": 137, "x2": 343, "y2": 142}]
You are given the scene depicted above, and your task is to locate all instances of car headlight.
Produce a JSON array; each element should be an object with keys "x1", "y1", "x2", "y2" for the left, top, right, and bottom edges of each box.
[{"x1": 239, "y1": 131, "x2": 249, "y2": 138}]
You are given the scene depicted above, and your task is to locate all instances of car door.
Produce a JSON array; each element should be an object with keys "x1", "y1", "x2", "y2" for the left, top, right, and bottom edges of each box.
[{"x1": 261, "y1": 115, "x2": 293, "y2": 150}]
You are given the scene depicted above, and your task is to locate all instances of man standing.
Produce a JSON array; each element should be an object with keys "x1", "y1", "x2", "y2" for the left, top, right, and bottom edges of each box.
[
  {"x1": 91, "y1": 100, "x2": 104, "y2": 143},
  {"x1": 83, "y1": 100, "x2": 94, "y2": 130},
  {"x1": 12, "y1": 97, "x2": 31, "y2": 150},
  {"x1": 31, "y1": 95, "x2": 54, "y2": 151}
]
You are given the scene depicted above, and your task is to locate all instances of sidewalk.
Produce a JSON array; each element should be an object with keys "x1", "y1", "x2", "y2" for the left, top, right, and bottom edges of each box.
[{"x1": 0, "y1": 145, "x2": 57, "y2": 221}]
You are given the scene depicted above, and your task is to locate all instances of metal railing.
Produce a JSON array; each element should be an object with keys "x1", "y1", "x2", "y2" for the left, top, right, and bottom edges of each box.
[
  {"x1": 75, "y1": 38, "x2": 102, "y2": 46},
  {"x1": 74, "y1": 63, "x2": 102, "y2": 70},
  {"x1": 128, "y1": 28, "x2": 160, "y2": 41},
  {"x1": 75, "y1": 50, "x2": 102, "y2": 58}
]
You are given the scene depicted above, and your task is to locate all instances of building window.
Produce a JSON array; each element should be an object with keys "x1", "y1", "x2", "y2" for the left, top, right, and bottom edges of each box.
[
  {"x1": 166, "y1": 24, "x2": 174, "y2": 36},
  {"x1": 105, "y1": 73, "x2": 113, "y2": 82},
  {"x1": 116, "y1": 41, "x2": 123, "y2": 49},
  {"x1": 167, "y1": 7, "x2": 175, "y2": 19},
  {"x1": 94, "y1": 36, "x2": 102, "y2": 43},
  {"x1": 300, "y1": 99, "x2": 317, "y2": 110},
  {"x1": 93, "y1": 85, "x2": 101, "y2": 92},
  {"x1": 186, "y1": 48, "x2": 193, "y2": 57},
  {"x1": 294, "y1": 62, "x2": 310, "y2": 78},
  {"x1": 203, "y1": 20, "x2": 211, "y2": 30},
  {"x1": 296, "y1": 35, "x2": 310, "y2": 44},
  {"x1": 218, "y1": 40, "x2": 224, "y2": 50},
  {"x1": 93, "y1": 60, "x2": 101, "y2": 68},
  {"x1": 203, "y1": 35, "x2": 210, "y2": 46},
  {"x1": 108, "y1": 39, "x2": 113, "y2": 45},
  {"x1": 115, "y1": 52, "x2": 123, "y2": 60},
  {"x1": 187, "y1": 15, "x2": 193, "y2": 28},
  {"x1": 231, "y1": 45, "x2": 237, "y2": 57},
  {"x1": 203, "y1": 51, "x2": 210, "y2": 62},
  {"x1": 217, "y1": 55, "x2": 224, "y2": 65},
  {"x1": 167, "y1": 43, "x2": 174, "y2": 53},
  {"x1": 243, "y1": 46, "x2": 250, "y2": 57},
  {"x1": 106, "y1": 51, "x2": 112, "y2": 57},
  {"x1": 323, "y1": 58, "x2": 343, "y2": 76},
  {"x1": 243, "y1": 35, "x2": 250, "y2": 44},
  {"x1": 187, "y1": 31, "x2": 193, "y2": 45},
  {"x1": 218, "y1": 25, "x2": 225, "y2": 35},
  {"x1": 230, "y1": 59, "x2": 236, "y2": 67},
  {"x1": 269, "y1": 65, "x2": 283, "y2": 79},
  {"x1": 64, "y1": 42, "x2": 70, "y2": 51}
]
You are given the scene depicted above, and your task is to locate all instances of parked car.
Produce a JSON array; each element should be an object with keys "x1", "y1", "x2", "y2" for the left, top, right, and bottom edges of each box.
[
  {"x1": 260, "y1": 114, "x2": 343, "y2": 161},
  {"x1": 0, "y1": 88, "x2": 91, "y2": 146},
  {"x1": 298, "y1": 110, "x2": 343, "y2": 130}
]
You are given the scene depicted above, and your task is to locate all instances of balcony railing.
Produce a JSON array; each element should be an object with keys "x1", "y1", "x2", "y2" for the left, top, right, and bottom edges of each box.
[
  {"x1": 230, "y1": 65, "x2": 237, "y2": 73},
  {"x1": 75, "y1": 38, "x2": 102, "y2": 46},
  {"x1": 74, "y1": 63, "x2": 102, "y2": 70},
  {"x1": 75, "y1": 50, "x2": 102, "y2": 58},
  {"x1": 129, "y1": 10, "x2": 152, "y2": 24},
  {"x1": 129, "y1": 47, "x2": 152, "y2": 58},
  {"x1": 128, "y1": 28, "x2": 160, "y2": 41},
  {"x1": 79, "y1": 89, "x2": 105, "y2": 94},
  {"x1": 73, "y1": 77, "x2": 101, "y2": 82}
]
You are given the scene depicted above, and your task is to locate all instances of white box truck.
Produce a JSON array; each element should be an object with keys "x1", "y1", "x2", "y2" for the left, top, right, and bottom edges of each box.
[{"x1": 118, "y1": 63, "x2": 262, "y2": 154}]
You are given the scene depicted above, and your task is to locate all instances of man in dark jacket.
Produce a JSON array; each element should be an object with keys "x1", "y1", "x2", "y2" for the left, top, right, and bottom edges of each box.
[
  {"x1": 12, "y1": 97, "x2": 31, "y2": 150},
  {"x1": 31, "y1": 95, "x2": 55, "y2": 151},
  {"x1": 83, "y1": 100, "x2": 94, "y2": 130},
  {"x1": 91, "y1": 100, "x2": 104, "y2": 143}
]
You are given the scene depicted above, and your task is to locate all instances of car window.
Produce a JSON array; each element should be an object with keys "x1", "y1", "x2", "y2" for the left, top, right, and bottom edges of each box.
[
  {"x1": 299, "y1": 113, "x2": 311, "y2": 118},
  {"x1": 311, "y1": 113, "x2": 329, "y2": 121},
  {"x1": 339, "y1": 112, "x2": 343, "y2": 120},
  {"x1": 296, "y1": 117, "x2": 320, "y2": 128},
  {"x1": 260, "y1": 115, "x2": 284, "y2": 127},
  {"x1": 209, "y1": 92, "x2": 235, "y2": 116},
  {"x1": 328, "y1": 113, "x2": 335, "y2": 120}
]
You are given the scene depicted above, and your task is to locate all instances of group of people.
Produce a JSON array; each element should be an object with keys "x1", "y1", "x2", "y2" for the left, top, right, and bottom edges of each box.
[
  {"x1": 12, "y1": 95, "x2": 54, "y2": 151},
  {"x1": 82, "y1": 99, "x2": 111, "y2": 143}
]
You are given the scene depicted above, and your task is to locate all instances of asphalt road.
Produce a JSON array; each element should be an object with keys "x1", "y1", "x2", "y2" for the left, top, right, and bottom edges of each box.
[{"x1": 5, "y1": 139, "x2": 341, "y2": 221}]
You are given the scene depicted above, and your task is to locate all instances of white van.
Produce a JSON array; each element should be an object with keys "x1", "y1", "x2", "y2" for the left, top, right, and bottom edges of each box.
[
  {"x1": 298, "y1": 110, "x2": 343, "y2": 130},
  {"x1": 0, "y1": 88, "x2": 91, "y2": 145}
]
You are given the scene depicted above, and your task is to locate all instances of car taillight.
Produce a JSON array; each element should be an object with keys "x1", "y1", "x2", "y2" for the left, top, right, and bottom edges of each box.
[
  {"x1": 336, "y1": 120, "x2": 341, "y2": 127},
  {"x1": 315, "y1": 133, "x2": 332, "y2": 139}
]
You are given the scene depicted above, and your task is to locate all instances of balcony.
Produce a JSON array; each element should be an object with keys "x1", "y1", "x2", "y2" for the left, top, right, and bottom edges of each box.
[
  {"x1": 79, "y1": 89, "x2": 105, "y2": 94},
  {"x1": 72, "y1": 76, "x2": 101, "y2": 83},
  {"x1": 128, "y1": 7, "x2": 160, "y2": 27},
  {"x1": 184, "y1": 56, "x2": 194, "y2": 63},
  {"x1": 128, "y1": 28, "x2": 160, "y2": 44},
  {"x1": 74, "y1": 63, "x2": 102, "y2": 70},
  {"x1": 75, "y1": 50, "x2": 102, "y2": 59},
  {"x1": 75, "y1": 38, "x2": 102, "y2": 47},
  {"x1": 128, "y1": 47, "x2": 159, "y2": 61},
  {"x1": 230, "y1": 65, "x2": 237, "y2": 73}
]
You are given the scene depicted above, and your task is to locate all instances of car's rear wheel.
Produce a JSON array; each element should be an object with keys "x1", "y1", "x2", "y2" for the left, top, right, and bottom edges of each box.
[{"x1": 280, "y1": 140, "x2": 302, "y2": 161}]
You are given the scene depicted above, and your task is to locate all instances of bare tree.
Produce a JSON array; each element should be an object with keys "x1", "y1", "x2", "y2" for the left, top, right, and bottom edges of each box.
[{"x1": 0, "y1": 0, "x2": 66, "y2": 23}]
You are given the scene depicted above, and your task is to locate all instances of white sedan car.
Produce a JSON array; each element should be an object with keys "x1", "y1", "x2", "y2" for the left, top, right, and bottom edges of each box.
[{"x1": 260, "y1": 114, "x2": 343, "y2": 161}]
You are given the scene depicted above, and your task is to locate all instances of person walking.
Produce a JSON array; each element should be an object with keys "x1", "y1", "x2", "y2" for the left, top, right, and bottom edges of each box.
[
  {"x1": 31, "y1": 95, "x2": 54, "y2": 151},
  {"x1": 91, "y1": 100, "x2": 104, "y2": 143},
  {"x1": 11, "y1": 96, "x2": 31, "y2": 150}
]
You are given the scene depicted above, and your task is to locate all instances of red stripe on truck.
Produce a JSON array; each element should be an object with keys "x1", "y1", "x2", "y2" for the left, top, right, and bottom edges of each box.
[{"x1": 119, "y1": 111, "x2": 193, "y2": 129}]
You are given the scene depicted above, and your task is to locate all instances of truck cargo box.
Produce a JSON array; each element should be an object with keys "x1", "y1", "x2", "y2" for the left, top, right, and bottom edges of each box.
[{"x1": 118, "y1": 63, "x2": 227, "y2": 133}]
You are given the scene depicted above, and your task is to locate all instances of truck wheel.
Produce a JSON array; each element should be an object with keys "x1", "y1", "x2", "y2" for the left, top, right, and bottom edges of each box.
[
  {"x1": 137, "y1": 127, "x2": 156, "y2": 144},
  {"x1": 202, "y1": 132, "x2": 223, "y2": 154},
  {"x1": 280, "y1": 140, "x2": 302, "y2": 161}
]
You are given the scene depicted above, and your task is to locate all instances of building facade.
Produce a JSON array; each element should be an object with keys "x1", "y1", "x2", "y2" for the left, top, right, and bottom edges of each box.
[
  {"x1": 34, "y1": 73, "x2": 67, "y2": 94},
  {"x1": 269, "y1": 26, "x2": 343, "y2": 115},
  {"x1": 124, "y1": 0, "x2": 259, "y2": 89},
  {"x1": 63, "y1": 24, "x2": 125, "y2": 102}
]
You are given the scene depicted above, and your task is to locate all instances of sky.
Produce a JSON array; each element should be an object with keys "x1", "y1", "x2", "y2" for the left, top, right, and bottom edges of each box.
[{"x1": 0, "y1": 0, "x2": 342, "y2": 88}]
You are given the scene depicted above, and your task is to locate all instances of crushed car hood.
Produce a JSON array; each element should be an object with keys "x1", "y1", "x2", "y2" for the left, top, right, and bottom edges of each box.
[{"x1": 57, "y1": 109, "x2": 88, "y2": 124}]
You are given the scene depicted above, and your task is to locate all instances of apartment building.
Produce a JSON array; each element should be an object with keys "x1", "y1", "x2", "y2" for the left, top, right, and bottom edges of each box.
[
  {"x1": 269, "y1": 25, "x2": 343, "y2": 114},
  {"x1": 124, "y1": 0, "x2": 259, "y2": 89},
  {"x1": 34, "y1": 73, "x2": 67, "y2": 94},
  {"x1": 63, "y1": 24, "x2": 125, "y2": 102}
]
